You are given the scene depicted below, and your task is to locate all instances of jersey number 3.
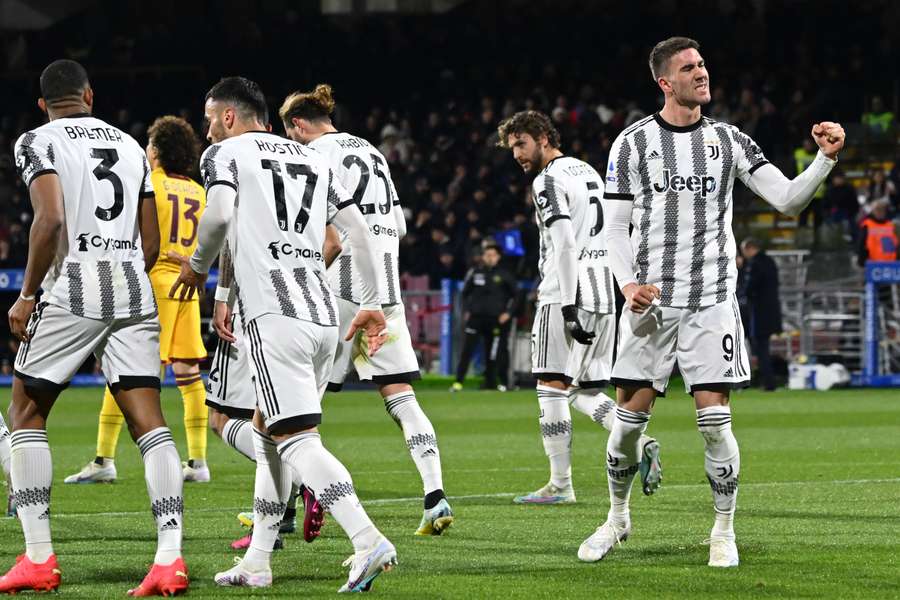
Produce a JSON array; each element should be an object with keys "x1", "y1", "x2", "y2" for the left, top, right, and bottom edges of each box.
[{"x1": 90, "y1": 148, "x2": 124, "y2": 221}]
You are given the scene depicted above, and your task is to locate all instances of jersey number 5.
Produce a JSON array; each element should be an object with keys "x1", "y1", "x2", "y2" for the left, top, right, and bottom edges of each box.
[
  {"x1": 587, "y1": 181, "x2": 603, "y2": 237},
  {"x1": 261, "y1": 159, "x2": 317, "y2": 234},
  {"x1": 90, "y1": 148, "x2": 124, "y2": 221}
]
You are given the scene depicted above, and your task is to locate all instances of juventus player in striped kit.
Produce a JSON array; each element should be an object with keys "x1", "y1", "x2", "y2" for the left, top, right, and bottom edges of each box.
[
  {"x1": 170, "y1": 77, "x2": 396, "y2": 592},
  {"x1": 579, "y1": 37, "x2": 844, "y2": 567},
  {"x1": 279, "y1": 84, "x2": 453, "y2": 535},
  {"x1": 497, "y1": 111, "x2": 661, "y2": 505},
  {"x1": 2, "y1": 60, "x2": 187, "y2": 596}
]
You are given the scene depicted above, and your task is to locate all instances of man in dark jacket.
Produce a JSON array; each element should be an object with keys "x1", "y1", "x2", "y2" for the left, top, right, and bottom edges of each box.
[
  {"x1": 740, "y1": 238, "x2": 782, "y2": 391},
  {"x1": 451, "y1": 245, "x2": 518, "y2": 391}
]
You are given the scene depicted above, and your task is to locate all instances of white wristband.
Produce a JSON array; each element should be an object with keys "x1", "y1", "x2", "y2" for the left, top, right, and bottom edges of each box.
[
  {"x1": 214, "y1": 286, "x2": 231, "y2": 302},
  {"x1": 19, "y1": 292, "x2": 36, "y2": 301}
]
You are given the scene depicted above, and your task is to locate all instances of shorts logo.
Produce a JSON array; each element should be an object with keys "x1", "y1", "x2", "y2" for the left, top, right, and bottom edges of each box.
[
  {"x1": 267, "y1": 241, "x2": 323, "y2": 262},
  {"x1": 76, "y1": 233, "x2": 136, "y2": 252}
]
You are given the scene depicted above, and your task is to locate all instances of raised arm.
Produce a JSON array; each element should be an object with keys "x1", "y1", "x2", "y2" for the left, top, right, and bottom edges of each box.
[{"x1": 740, "y1": 122, "x2": 844, "y2": 217}]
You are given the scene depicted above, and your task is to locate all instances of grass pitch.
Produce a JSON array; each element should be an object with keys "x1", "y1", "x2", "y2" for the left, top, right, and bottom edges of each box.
[{"x1": 1, "y1": 384, "x2": 898, "y2": 598}]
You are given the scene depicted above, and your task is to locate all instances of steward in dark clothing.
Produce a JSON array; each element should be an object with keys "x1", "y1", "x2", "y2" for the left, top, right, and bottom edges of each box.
[
  {"x1": 454, "y1": 246, "x2": 518, "y2": 389},
  {"x1": 741, "y1": 239, "x2": 782, "y2": 391}
]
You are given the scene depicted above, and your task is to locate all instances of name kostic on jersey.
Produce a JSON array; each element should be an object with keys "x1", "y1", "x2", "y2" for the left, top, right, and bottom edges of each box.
[{"x1": 254, "y1": 139, "x2": 308, "y2": 156}]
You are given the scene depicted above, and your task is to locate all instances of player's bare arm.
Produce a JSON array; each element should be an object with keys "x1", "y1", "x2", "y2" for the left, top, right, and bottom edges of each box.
[
  {"x1": 138, "y1": 193, "x2": 160, "y2": 272},
  {"x1": 211, "y1": 241, "x2": 235, "y2": 343},
  {"x1": 323, "y1": 224, "x2": 342, "y2": 267},
  {"x1": 8, "y1": 173, "x2": 64, "y2": 341}
]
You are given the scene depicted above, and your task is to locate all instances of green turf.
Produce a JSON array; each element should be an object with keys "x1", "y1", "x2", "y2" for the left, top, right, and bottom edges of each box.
[{"x1": 1, "y1": 385, "x2": 899, "y2": 598}]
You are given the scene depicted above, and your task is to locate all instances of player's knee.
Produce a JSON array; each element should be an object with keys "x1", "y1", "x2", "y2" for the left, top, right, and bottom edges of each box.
[
  {"x1": 208, "y1": 408, "x2": 228, "y2": 438},
  {"x1": 171, "y1": 360, "x2": 200, "y2": 378},
  {"x1": 379, "y1": 382, "x2": 412, "y2": 398},
  {"x1": 9, "y1": 380, "x2": 55, "y2": 429},
  {"x1": 537, "y1": 378, "x2": 568, "y2": 390}
]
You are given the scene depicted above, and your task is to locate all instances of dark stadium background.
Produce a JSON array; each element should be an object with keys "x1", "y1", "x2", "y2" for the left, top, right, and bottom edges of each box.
[{"x1": 1, "y1": 0, "x2": 898, "y2": 379}]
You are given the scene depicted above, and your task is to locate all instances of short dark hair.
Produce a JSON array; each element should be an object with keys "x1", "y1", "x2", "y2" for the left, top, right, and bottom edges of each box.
[
  {"x1": 483, "y1": 244, "x2": 502, "y2": 255},
  {"x1": 649, "y1": 37, "x2": 700, "y2": 80},
  {"x1": 496, "y1": 110, "x2": 560, "y2": 149},
  {"x1": 205, "y1": 76, "x2": 269, "y2": 124},
  {"x1": 40, "y1": 59, "x2": 90, "y2": 102},
  {"x1": 147, "y1": 116, "x2": 201, "y2": 177}
]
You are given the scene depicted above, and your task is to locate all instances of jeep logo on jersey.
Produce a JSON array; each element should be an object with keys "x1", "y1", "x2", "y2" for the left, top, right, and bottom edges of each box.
[
  {"x1": 653, "y1": 169, "x2": 716, "y2": 196},
  {"x1": 267, "y1": 241, "x2": 323, "y2": 262},
  {"x1": 75, "y1": 233, "x2": 136, "y2": 252}
]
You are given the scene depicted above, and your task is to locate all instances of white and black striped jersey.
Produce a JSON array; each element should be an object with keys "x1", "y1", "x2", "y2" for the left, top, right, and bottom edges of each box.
[
  {"x1": 200, "y1": 132, "x2": 353, "y2": 326},
  {"x1": 604, "y1": 113, "x2": 769, "y2": 309},
  {"x1": 532, "y1": 156, "x2": 615, "y2": 313},
  {"x1": 14, "y1": 115, "x2": 157, "y2": 320},
  {"x1": 310, "y1": 132, "x2": 403, "y2": 305}
]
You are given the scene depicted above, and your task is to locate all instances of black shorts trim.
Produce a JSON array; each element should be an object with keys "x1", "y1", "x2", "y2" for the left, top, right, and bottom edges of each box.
[
  {"x1": 689, "y1": 381, "x2": 751, "y2": 394},
  {"x1": 14, "y1": 370, "x2": 68, "y2": 393},
  {"x1": 326, "y1": 382, "x2": 343, "y2": 392},
  {"x1": 109, "y1": 376, "x2": 161, "y2": 393},
  {"x1": 207, "y1": 180, "x2": 237, "y2": 192},
  {"x1": 267, "y1": 413, "x2": 322, "y2": 435},
  {"x1": 603, "y1": 192, "x2": 634, "y2": 201},
  {"x1": 577, "y1": 379, "x2": 610, "y2": 390},
  {"x1": 205, "y1": 398, "x2": 255, "y2": 420},
  {"x1": 610, "y1": 377, "x2": 666, "y2": 397},
  {"x1": 544, "y1": 214, "x2": 571, "y2": 228},
  {"x1": 371, "y1": 370, "x2": 421, "y2": 385},
  {"x1": 532, "y1": 372, "x2": 572, "y2": 385}
]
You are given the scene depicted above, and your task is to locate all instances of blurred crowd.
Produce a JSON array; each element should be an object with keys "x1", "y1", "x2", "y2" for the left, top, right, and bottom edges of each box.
[{"x1": 1, "y1": 0, "x2": 899, "y2": 294}]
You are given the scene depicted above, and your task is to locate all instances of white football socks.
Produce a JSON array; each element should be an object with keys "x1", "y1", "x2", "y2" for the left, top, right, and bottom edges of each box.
[
  {"x1": 383, "y1": 391, "x2": 444, "y2": 496},
  {"x1": 222, "y1": 418, "x2": 255, "y2": 462},
  {"x1": 10, "y1": 430, "x2": 53, "y2": 563},
  {"x1": 697, "y1": 406, "x2": 740, "y2": 540},
  {"x1": 243, "y1": 428, "x2": 291, "y2": 570},
  {"x1": 606, "y1": 407, "x2": 650, "y2": 527},
  {"x1": 136, "y1": 427, "x2": 183, "y2": 565},
  {"x1": 537, "y1": 385, "x2": 573, "y2": 489},
  {"x1": 568, "y1": 389, "x2": 616, "y2": 432},
  {"x1": 277, "y1": 432, "x2": 380, "y2": 553}
]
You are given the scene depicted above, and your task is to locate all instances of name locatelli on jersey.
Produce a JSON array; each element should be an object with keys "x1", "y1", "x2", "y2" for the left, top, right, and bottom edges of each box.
[{"x1": 267, "y1": 241, "x2": 324, "y2": 262}]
